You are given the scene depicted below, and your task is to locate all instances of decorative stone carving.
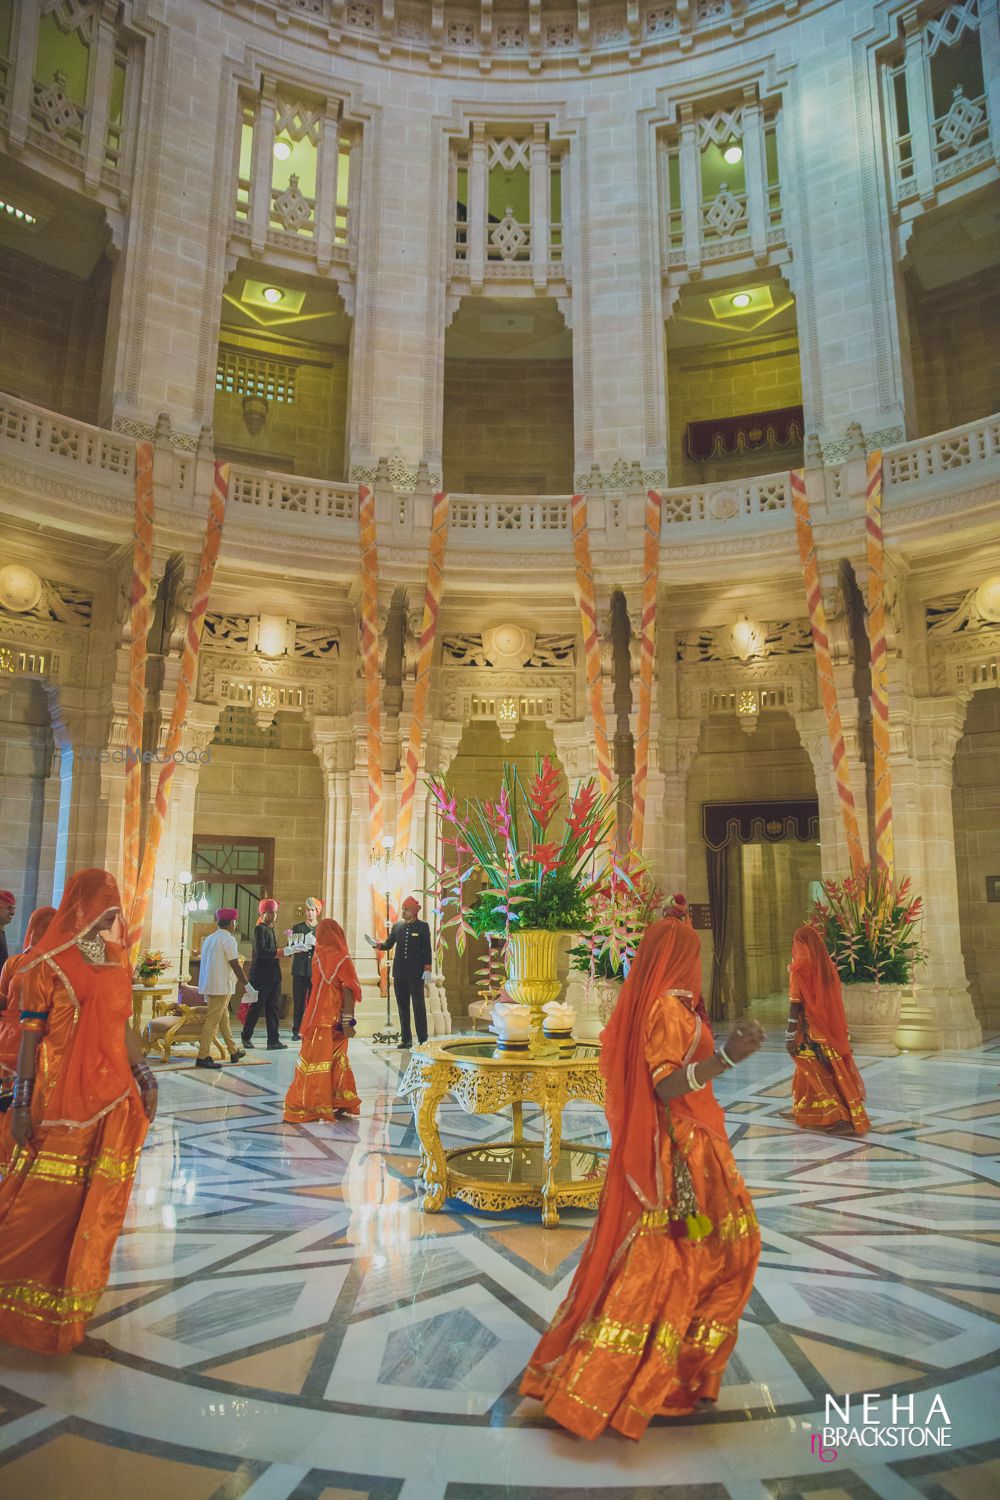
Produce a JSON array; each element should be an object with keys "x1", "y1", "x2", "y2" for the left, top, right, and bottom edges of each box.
[
  {"x1": 676, "y1": 619, "x2": 812, "y2": 663},
  {"x1": 271, "y1": 174, "x2": 313, "y2": 231}
]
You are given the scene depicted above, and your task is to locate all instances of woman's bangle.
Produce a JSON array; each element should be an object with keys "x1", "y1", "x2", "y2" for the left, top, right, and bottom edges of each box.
[
  {"x1": 716, "y1": 1046, "x2": 736, "y2": 1070},
  {"x1": 131, "y1": 1060, "x2": 157, "y2": 1093},
  {"x1": 11, "y1": 1076, "x2": 33, "y2": 1110},
  {"x1": 685, "y1": 1062, "x2": 706, "y2": 1092}
]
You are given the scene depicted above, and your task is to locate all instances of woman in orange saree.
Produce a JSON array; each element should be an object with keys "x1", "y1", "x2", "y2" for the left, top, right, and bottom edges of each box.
[
  {"x1": 283, "y1": 919, "x2": 361, "y2": 1122},
  {"x1": 786, "y1": 924, "x2": 870, "y2": 1135},
  {"x1": 0, "y1": 905, "x2": 56, "y2": 1109},
  {"x1": 520, "y1": 916, "x2": 764, "y2": 1441},
  {"x1": 0, "y1": 869, "x2": 157, "y2": 1354}
]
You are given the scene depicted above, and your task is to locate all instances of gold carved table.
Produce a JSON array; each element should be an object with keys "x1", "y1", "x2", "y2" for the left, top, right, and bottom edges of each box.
[{"x1": 398, "y1": 1036, "x2": 608, "y2": 1228}]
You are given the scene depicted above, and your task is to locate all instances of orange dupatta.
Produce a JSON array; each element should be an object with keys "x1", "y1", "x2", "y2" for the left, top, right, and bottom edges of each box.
[
  {"x1": 790, "y1": 925, "x2": 852, "y2": 1057},
  {"x1": 300, "y1": 919, "x2": 361, "y2": 1038},
  {"x1": 19, "y1": 869, "x2": 136, "y2": 1128},
  {"x1": 530, "y1": 917, "x2": 724, "y2": 1371}
]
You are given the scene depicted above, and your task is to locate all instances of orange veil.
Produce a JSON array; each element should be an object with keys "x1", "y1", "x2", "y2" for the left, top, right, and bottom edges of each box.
[
  {"x1": 300, "y1": 918, "x2": 361, "y2": 1038},
  {"x1": 531, "y1": 917, "x2": 723, "y2": 1371},
  {"x1": 19, "y1": 869, "x2": 136, "y2": 1128},
  {"x1": 21, "y1": 906, "x2": 57, "y2": 953},
  {"x1": 790, "y1": 925, "x2": 852, "y2": 1056}
]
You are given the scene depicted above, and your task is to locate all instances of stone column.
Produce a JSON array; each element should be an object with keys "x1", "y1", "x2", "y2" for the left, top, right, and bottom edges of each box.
[
  {"x1": 901, "y1": 14, "x2": 937, "y2": 205},
  {"x1": 530, "y1": 122, "x2": 550, "y2": 290},
  {"x1": 742, "y1": 90, "x2": 768, "y2": 264},
  {"x1": 678, "y1": 105, "x2": 702, "y2": 278},
  {"x1": 795, "y1": 712, "x2": 869, "y2": 882},
  {"x1": 82, "y1": 0, "x2": 118, "y2": 190},
  {"x1": 467, "y1": 122, "x2": 488, "y2": 291},
  {"x1": 315, "y1": 98, "x2": 342, "y2": 273},
  {"x1": 6, "y1": 0, "x2": 41, "y2": 151},
  {"x1": 891, "y1": 695, "x2": 982, "y2": 1050},
  {"x1": 981, "y1": 0, "x2": 1000, "y2": 161},
  {"x1": 145, "y1": 701, "x2": 221, "y2": 971},
  {"x1": 657, "y1": 723, "x2": 701, "y2": 898},
  {"x1": 250, "y1": 80, "x2": 277, "y2": 256},
  {"x1": 551, "y1": 719, "x2": 602, "y2": 1035},
  {"x1": 309, "y1": 715, "x2": 355, "y2": 926}
]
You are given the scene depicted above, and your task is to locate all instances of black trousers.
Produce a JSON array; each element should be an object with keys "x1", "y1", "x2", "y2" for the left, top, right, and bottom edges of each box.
[
  {"x1": 242, "y1": 970, "x2": 282, "y2": 1046},
  {"x1": 292, "y1": 974, "x2": 311, "y2": 1036},
  {"x1": 393, "y1": 969, "x2": 428, "y2": 1045}
]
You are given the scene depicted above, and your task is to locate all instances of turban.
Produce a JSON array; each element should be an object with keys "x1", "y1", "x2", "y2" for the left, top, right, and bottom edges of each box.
[
  {"x1": 305, "y1": 896, "x2": 323, "y2": 910},
  {"x1": 0, "y1": 890, "x2": 15, "y2": 907},
  {"x1": 401, "y1": 896, "x2": 420, "y2": 912},
  {"x1": 216, "y1": 907, "x2": 240, "y2": 922},
  {"x1": 258, "y1": 898, "x2": 278, "y2": 914}
]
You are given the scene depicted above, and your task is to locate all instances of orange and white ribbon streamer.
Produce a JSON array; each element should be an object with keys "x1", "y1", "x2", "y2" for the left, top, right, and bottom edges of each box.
[
  {"x1": 630, "y1": 489, "x2": 662, "y2": 854},
  {"x1": 127, "y1": 463, "x2": 229, "y2": 960},
  {"x1": 570, "y1": 493, "x2": 613, "y2": 798},
  {"x1": 790, "y1": 469, "x2": 865, "y2": 876},
  {"x1": 396, "y1": 491, "x2": 448, "y2": 867},
  {"x1": 122, "y1": 441, "x2": 155, "y2": 919},
  {"x1": 358, "y1": 483, "x2": 387, "y2": 949},
  {"x1": 864, "y1": 450, "x2": 893, "y2": 875}
]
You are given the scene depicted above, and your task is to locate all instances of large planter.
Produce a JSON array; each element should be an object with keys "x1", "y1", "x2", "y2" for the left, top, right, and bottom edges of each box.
[
  {"x1": 505, "y1": 928, "x2": 564, "y2": 1048},
  {"x1": 590, "y1": 976, "x2": 624, "y2": 1028},
  {"x1": 842, "y1": 981, "x2": 903, "y2": 1056}
]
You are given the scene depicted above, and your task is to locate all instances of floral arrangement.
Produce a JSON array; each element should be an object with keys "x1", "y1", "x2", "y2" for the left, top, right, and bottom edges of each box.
[
  {"x1": 809, "y1": 863, "x2": 925, "y2": 985},
  {"x1": 568, "y1": 857, "x2": 665, "y2": 982},
  {"x1": 427, "y1": 756, "x2": 617, "y2": 953},
  {"x1": 134, "y1": 949, "x2": 170, "y2": 984}
]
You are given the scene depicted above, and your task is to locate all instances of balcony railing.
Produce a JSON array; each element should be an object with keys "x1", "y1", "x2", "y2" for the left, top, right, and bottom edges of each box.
[{"x1": 1, "y1": 391, "x2": 998, "y2": 558}]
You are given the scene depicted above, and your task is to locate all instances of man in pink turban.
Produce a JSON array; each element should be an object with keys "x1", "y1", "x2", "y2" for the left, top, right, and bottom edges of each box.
[
  {"x1": 374, "y1": 896, "x2": 432, "y2": 1049},
  {"x1": 242, "y1": 897, "x2": 287, "y2": 1050}
]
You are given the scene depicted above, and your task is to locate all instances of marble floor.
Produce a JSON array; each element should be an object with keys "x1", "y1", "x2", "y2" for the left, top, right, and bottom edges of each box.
[{"x1": 1, "y1": 1035, "x2": 999, "y2": 1500}]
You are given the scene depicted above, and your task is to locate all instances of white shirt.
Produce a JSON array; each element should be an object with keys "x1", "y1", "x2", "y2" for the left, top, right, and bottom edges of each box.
[{"x1": 199, "y1": 928, "x2": 240, "y2": 997}]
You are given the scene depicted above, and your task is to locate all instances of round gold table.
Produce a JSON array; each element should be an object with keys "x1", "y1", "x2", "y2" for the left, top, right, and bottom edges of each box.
[{"x1": 398, "y1": 1036, "x2": 608, "y2": 1228}]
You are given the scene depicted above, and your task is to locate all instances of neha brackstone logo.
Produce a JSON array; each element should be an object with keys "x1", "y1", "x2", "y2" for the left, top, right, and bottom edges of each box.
[
  {"x1": 78, "y1": 747, "x2": 212, "y2": 766},
  {"x1": 811, "y1": 1392, "x2": 953, "y2": 1462}
]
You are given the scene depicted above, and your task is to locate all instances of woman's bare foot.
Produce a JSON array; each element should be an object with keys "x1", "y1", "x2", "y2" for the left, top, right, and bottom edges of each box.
[{"x1": 79, "y1": 1335, "x2": 115, "y2": 1358}]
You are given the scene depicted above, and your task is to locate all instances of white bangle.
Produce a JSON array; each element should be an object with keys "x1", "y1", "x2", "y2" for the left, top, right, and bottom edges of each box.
[
  {"x1": 717, "y1": 1046, "x2": 736, "y2": 1070},
  {"x1": 685, "y1": 1062, "x2": 706, "y2": 1092}
]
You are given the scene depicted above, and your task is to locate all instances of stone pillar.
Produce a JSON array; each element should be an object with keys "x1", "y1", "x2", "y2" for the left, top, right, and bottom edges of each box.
[
  {"x1": 82, "y1": 0, "x2": 118, "y2": 191},
  {"x1": 309, "y1": 715, "x2": 354, "y2": 927},
  {"x1": 6, "y1": 0, "x2": 41, "y2": 151},
  {"x1": 795, "y1": 712, "x2": 869, "y2": 882},
  {"x1": 742, "y1": 90, "x2": 768, "y2": 264},
  {"x1": 145, "y1": 701, "x2": 221, "y2": 972},
  {"x1": 467, "y1": 121, "x2": 488, "y2": 290},
  {"x1": 530, "y1": 122, "x2": 550, "y2": 290},
  {"x1": 315, "y1": 98, "x2": 341, "y2": 273},
  {"x1": 891, "y1": 695, "x2": 982, "y2": 1050},
  {"x1": 901, "y1": 14, "x2": 937, "y2": 205},
  {"x1": 551, "y1": 719, "x2": 602, "y2": 1035},
  {"x1": 250, "y1": 80, "x2": 277, "y2": 256},
  {"x1": 678, "y1": 105, "x2": 702, "y2": 278},
  {"x1": 981, "y1": 0, "x2": 1000, "y2": 161},
  {"x1": 657, "y1": 724, "x2": 701, "y2": 897}
]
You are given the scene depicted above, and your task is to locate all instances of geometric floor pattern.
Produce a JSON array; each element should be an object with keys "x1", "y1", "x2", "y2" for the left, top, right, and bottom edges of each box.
[{"x1": 1, "y1": 1034, "x2": 999, "y2": 1498}]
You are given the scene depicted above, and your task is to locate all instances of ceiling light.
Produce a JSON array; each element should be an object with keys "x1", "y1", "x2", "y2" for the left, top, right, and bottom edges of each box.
[
  {"x1": 0, "y1": 197, "x2": 37, "y2": 226},
  {"x1": 261, "y1": 286, "x2": 283, "y2": 304},
  {"x1": 273, "y1": 141, "x2": 291, "y2": 161},
  {"x1": 731, "y1": 292, "x2": 752, "y2": 308},
  {"x1": 723, "y1": 144, "x2": 743, "y2": 165}
]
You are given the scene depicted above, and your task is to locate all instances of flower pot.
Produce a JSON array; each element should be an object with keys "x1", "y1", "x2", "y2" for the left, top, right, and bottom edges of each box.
[
  {"x1": 590, "y1": 977, "x2": 624, "y2": 1028},
  {"x1": 505, "y1": 928, "x2": 564, "y2": 1048},
  {"x1": 841, "y1": 981, "x2": 903, "y2": 1055}
]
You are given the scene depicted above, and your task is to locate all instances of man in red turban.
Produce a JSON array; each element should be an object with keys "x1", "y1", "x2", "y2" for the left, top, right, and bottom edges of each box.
[{"x1": 242, "y1": 898, "x2": 287, "y2": 1050}]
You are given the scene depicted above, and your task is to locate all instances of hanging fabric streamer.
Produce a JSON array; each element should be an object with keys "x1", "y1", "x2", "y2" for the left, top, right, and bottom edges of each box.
[
  {"x1": 631, "y1": 488, "x2": 662, "y2": 854},
  {"x1": 127, "y1": 462, "x2": 230, "y2": 960},
  {"x1": 122, "y1": 441, "x2": 155, "y2": 920},
  {"x1": 570, "y1": 492, "x2": 613, "y2": 798},
  {"x1": 357, "y1": 483, "x2": 387, "y2": 953},
  {"x1": 395, "y1": 490, "x2": 449, "y2": 867},
  {"x1": 789, "y1": 469, "x2": 865, "y2": 876},
  {"x1": 864, "y1": 450, "x2": 893, "y2": 876}
]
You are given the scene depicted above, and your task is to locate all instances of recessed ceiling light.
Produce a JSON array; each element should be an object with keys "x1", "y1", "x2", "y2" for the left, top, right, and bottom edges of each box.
[
  {"x1": 0, "y1": 197, "x2": 37, "y2": 226},
  {"x1": 262, "y1": 286, "x2": 284, "y2": 304},
  {"x1": 273, "y1": 141, "x2": 292, "y2": 161},
  {"x1": 723, "y1": 144, "x2": 743, "y2": 165},
  {"x1": 731, "y1": 292, "x2": 752, "y2": 308}
]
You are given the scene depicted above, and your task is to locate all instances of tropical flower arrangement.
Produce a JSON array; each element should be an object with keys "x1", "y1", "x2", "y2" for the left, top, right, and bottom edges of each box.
[
  {"x1": 568, "y1": 857, "x2": 665, "y2": 981},
  {"x1": 426, "y1": 756, "x2": 617, "y2": 954},
  {"x1": 808, "y1": 863, "x2": 925, "y2": 985},
  {"x1": 134, "y1": 949, "x2": 170, "y2": 984}
]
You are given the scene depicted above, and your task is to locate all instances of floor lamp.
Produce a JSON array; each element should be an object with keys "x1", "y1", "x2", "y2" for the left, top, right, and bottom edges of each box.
[{"x1": 368, "y1": 835, "x2": 410, "y2": 1046}]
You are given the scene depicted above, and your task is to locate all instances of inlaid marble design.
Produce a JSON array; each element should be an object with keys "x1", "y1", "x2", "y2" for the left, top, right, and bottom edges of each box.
[{"x1": 0, "y1": 1038, "x2": 998, "y2": 1499}]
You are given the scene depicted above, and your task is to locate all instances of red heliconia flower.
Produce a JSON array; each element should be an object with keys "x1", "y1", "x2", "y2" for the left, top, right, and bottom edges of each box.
[
  {"x1": 523, "y1": 841, "x2": 561, "y2": 874},
  {"x1": 527, "y1": 756, "x2": 561, "y2": 831},
  {"x1": 567, "y1": 781, "x2": 599, "y2": 840},
  {"x1": 431, "y1": 783, "x2": 457, "y2": 822}
]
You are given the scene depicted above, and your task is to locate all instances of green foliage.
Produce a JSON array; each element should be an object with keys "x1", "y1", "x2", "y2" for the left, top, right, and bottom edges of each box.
[
  {"x1": 809, "y1": 863, "x2": 925, "y2": 986},
  {"x1": 470, "y1": 872, "x2": 591, "y2": 936}
]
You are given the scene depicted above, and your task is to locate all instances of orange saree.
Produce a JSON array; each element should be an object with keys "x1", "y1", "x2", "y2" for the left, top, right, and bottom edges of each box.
[
  {"x1": 283, "y1": 919, "x2": 361, "y2": 1122},
  {"x1": 521, "y1": 918, "x2": 759, "y2": 1441},
  {"x1": 0, "y1": 871, "x2": 149, "y2": 1354},
  {"x1": 789, "y1": 926, "x2": 870, "y2": 1135}
]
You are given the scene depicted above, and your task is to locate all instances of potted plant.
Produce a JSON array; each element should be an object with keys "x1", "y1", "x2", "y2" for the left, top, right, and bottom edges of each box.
[
  {"x1": 808, "y1": 864, "x2": 924, "y2": 1054},
  {"x1": 134, "y1": 950, "x2": 170, "y2": 986},
  {"x1": 568, "y1": 858, "x2": 664, "y2": 1027},
  {"x1": 427, "y1": 756, "x2": 616, "y2": 1046}
]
